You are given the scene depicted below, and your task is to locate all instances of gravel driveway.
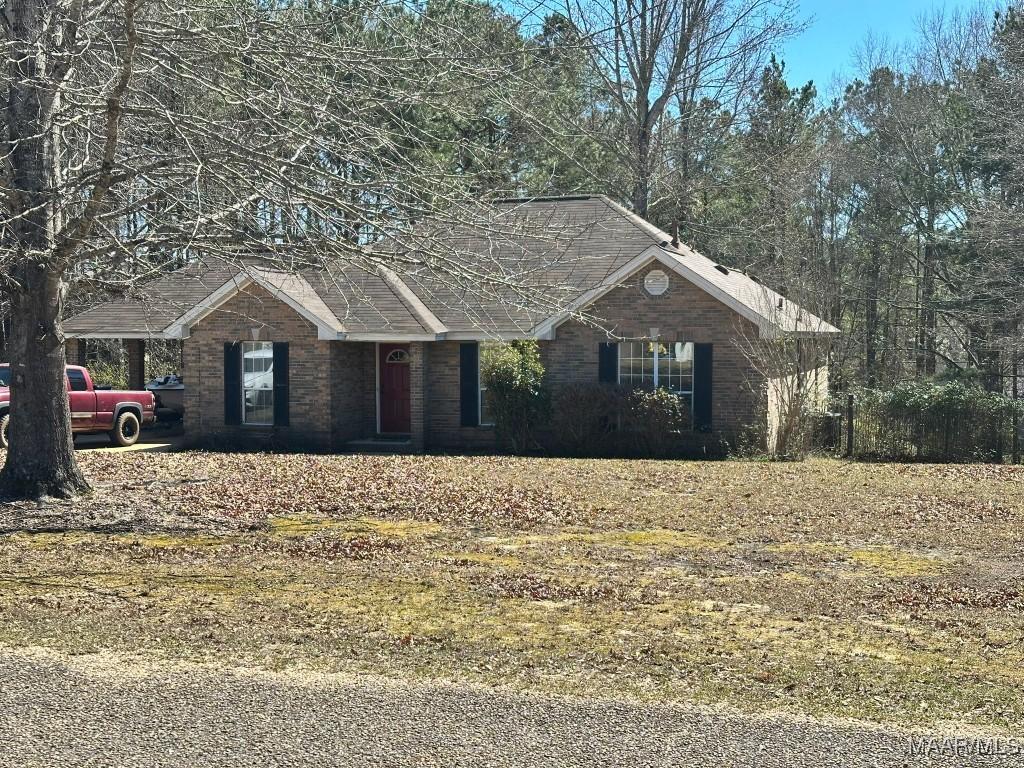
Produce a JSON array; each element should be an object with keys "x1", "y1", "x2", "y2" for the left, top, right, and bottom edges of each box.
[{"x1": 0, "y1": 649, "x2": 1016, "y2": 768}]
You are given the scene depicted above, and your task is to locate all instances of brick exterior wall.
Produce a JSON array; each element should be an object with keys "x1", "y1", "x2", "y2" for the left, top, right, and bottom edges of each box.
[
  {"x1": 361, "y1": 344, "x2": 378, "y2": 437},
  {"x1": 65, "y1": 338, "x2": 87, "y2": 367},
  {"x1": 178, "y1": 267, "x2": 766, "y2": 452},
  {"x1": 126, "y1": 339, "x2": 146, "y2": 390},
  {"x1": 425, "y1": 341, "x2": 497, "y2": 451},
  {"x1": 409, "y1": 342, "x2": 427, "y2": 451},
  {"x1": 330, "y1": 341, "x2": 375, "y2": 443},
  {"x1": 541, "y1": 269, "x2": 765, "y2": 440},
  {"x1": 181, "y1": 288, "x2": 429, "y2": 450},
  {"x1": 183, "y1": 284, "x2": 334, "y2": 449}
]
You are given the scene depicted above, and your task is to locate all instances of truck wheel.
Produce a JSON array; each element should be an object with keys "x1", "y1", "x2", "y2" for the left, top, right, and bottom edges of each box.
[
  {"x1": 110, "y1": 411, "x2": 141, "y2": 447},
  {"x1": 0, "y1": 414, "x2": 8, "y2": 450}
]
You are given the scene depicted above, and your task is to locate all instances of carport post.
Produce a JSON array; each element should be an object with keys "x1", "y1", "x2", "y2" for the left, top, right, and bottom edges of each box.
[
  {"x1": 126, "y1": 339, "x2": 146, "y2": 391},
  {"x1": 65, "y1": 338, "x2": 87, "y2": 367}
]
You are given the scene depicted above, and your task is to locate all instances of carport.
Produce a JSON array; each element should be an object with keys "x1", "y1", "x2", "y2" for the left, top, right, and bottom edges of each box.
[
  {"x1": 64, "y1": 337, "x2": 151, "y2": 391},
  {"x1": 61, "y1": 332, "x2": 185, "y2": 431},
  {"x1": 62, "y1": 263, "x2": 246, "y2": 400}
]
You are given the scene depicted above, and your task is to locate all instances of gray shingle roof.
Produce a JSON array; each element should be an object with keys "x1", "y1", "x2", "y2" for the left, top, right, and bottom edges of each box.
[
  {"x1": 397, "y1": 196, "x2": 650, "y2": 334},
  {"x1": 63, "y1": 196, "x2": 838, "y2": 339},
  {"x1": 63, "y1": 261, "x2": 240, "y2": 336},
  {"x1": 303, "y1": 264, "x2": 432, "y2": 335},
  {"x1": 64, "y1": 259, "x2": 436, "y2": 338}
]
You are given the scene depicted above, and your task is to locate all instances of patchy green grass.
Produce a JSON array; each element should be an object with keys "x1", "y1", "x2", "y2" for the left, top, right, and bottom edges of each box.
[{"x1": 0, "y1": 452, "x2": 1022, "y2": 730}]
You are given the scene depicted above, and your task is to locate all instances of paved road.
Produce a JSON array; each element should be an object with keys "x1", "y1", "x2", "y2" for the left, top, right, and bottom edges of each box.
[{"x1": 0, "y1": 649, "x2": 1016, "y2": 767}]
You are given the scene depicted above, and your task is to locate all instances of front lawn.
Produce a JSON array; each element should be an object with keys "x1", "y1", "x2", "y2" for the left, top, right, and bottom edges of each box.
[{"x1": 0, "y1": 451, "x2": 1021, "y2": 730}]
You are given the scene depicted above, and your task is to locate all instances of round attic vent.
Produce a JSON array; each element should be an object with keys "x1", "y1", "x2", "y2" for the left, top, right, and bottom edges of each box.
[{"x1": 644, "y1": 269, "x2": 669, "y2": 296}]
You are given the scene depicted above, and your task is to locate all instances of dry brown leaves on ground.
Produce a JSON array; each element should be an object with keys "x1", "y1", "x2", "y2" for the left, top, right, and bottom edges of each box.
[{"x1": 0, "y1": 452, "x2": 585, "y2": 534}]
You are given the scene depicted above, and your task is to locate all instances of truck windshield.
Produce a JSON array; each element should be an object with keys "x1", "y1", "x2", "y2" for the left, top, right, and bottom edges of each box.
[{"x1": 0, "y1": 367, "x2": 8, "y2": 387}]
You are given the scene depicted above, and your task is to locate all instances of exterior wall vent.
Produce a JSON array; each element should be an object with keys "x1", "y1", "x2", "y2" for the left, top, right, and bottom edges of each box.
[{"x1": 643, "y1": 269, "x2": 670, "y2": 296}]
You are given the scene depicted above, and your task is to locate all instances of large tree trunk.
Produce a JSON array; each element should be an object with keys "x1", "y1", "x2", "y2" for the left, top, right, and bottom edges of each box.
[
  {"x1": 0, "y1": 267, "x2": 88, "y2": 499},
  {"x1": 0, "y1": 0, "x2": 89, "y2": 499}
]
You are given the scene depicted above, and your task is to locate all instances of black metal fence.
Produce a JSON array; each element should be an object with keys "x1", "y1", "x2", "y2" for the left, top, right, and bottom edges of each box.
[{"x1": 832, "y1": 385, "x2": 1023, "y2": 464}]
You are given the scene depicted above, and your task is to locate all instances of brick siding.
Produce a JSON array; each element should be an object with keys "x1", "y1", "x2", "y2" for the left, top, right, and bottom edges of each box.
[
  {"x1": 179, "y1": 268, "x2": 766, "y2": 452},
  {"x1": 330, "y1": 341, "x2": 375, "y2": 443},
  {"x1": 541, "y1": 269, "x2": 765, "y2": 440},
  {"x1": 65, "y1": 338, "x2": 87, "y2": 367},
  {"x1": 183, "y1": 284, "x2": 333, "y2": 449},
  {"x1": 125, "y1": 339, "x2": 145, "y2": 390},
  {"x1": 425, "y1": 341, "x2": 497, "y2": 451}
]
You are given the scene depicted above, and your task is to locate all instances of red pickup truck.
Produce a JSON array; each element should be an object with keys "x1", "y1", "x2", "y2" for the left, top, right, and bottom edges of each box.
[{"x1": 0, "y1": 364, "x2": 156, "y2": 449}]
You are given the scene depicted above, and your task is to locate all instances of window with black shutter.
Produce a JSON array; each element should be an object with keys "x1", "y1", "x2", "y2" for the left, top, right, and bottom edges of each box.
[
  {"x1": 459, "y1": 343, "x2": 479, "y2": 427},
  {"x1": 693, "y1": 343, "x2": 713, "y2": 431},
  {"x1": 603, "y1": 340, "x2": 711, "y2": 431},
  {"x1": 272, "y1": 342, "x2": 289, "y2": 427},
  {"x1": 598, "y1": 342, "x2": 618, "y2": 384}
]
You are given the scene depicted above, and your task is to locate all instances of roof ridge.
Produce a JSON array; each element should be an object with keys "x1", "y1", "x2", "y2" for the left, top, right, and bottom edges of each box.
[
  {"x1": 597, "y1": 196, "x2": 677, "y2": 248},
  {"x1": 492, "y1": 194, "x2": 603, "y2": 205}
]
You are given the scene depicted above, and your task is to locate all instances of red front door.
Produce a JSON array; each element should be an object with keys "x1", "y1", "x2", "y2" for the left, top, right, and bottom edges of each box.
[{"x1": 379, "y1": 344, "x2": 411, "y2": 433}]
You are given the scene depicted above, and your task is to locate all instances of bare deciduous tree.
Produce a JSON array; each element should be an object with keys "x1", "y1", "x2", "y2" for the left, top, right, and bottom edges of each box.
[
  {"x1": 0, "y1": 0, "x2": 569, "y2": 499},
  {"x1": 733, "y1": 291, "x2": 833, "y2": 459},
  {"x1": 562, "y1": 0, "x2": 798, "y2": 217}
]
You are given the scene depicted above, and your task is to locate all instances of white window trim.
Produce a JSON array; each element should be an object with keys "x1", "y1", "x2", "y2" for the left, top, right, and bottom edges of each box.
[
  {"x1": 241, "y1": 340, "x2": 274, "y2": 426},
  {"x1": 478, "y1": 343, "x2": 494, "y2": 427},
  {"x1": 616, "y1": 341, "x2": 696, "y2": 423},
  {"x1": 385, "y1": 348, "x2": 411, "y2": 364}
]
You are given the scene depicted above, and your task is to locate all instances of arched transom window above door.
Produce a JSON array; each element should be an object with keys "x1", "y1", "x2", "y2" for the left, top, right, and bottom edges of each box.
[{"x1": 385, "y1": 348, "x2": 411, "y2": 364}]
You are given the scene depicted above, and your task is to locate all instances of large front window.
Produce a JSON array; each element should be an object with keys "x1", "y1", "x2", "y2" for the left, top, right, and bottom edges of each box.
[
  {"x1": 618, "y1": 341, "x2": 694, "y2": 411},
  {"x1": 242, "y1": 341, "x2": 274, "y2": 425}
]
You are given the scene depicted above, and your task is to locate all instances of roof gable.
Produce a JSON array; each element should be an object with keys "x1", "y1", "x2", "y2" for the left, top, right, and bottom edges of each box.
[
  {"x1": 64, "y1": 196, "x2": 839, "y2": 340},
  {"x1": 164, "y1": 269, "x2": 346, "y2": 340},
  {"x1": 532, "y1": 246, "x2": 815, "y2": 340}
]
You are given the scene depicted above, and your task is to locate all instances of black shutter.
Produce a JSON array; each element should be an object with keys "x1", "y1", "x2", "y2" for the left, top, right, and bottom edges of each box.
[
  {"x1": 598, "y1": 342, "x2": 618, "y2": 384},
  {"x1": 273, "y1": 342, "x2": 290, "y2": 427},
  {"x1": 224, "y1": 343, "x2": 241, "y2": 425},
  {"x1": 459, "y1": 342, "x2": 479, "y2": 427},
  {"x1": 693, "y1": 343, "x2": 713, "y2": 432}
]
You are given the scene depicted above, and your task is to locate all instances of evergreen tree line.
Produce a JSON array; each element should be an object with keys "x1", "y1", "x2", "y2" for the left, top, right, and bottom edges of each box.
[{"x1": 395, "y1": 1, "x2": 1024, "y2": 395}]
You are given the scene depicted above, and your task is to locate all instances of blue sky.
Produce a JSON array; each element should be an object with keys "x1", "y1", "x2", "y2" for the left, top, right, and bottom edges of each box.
[{"x1": 778, "y1": 0, "x2": 977, "y2": 92}]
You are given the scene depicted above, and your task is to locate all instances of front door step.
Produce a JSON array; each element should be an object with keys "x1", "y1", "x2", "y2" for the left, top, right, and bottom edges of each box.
[{"x1": 346, "y1": 437, "x2": 413, "y2": 454}]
